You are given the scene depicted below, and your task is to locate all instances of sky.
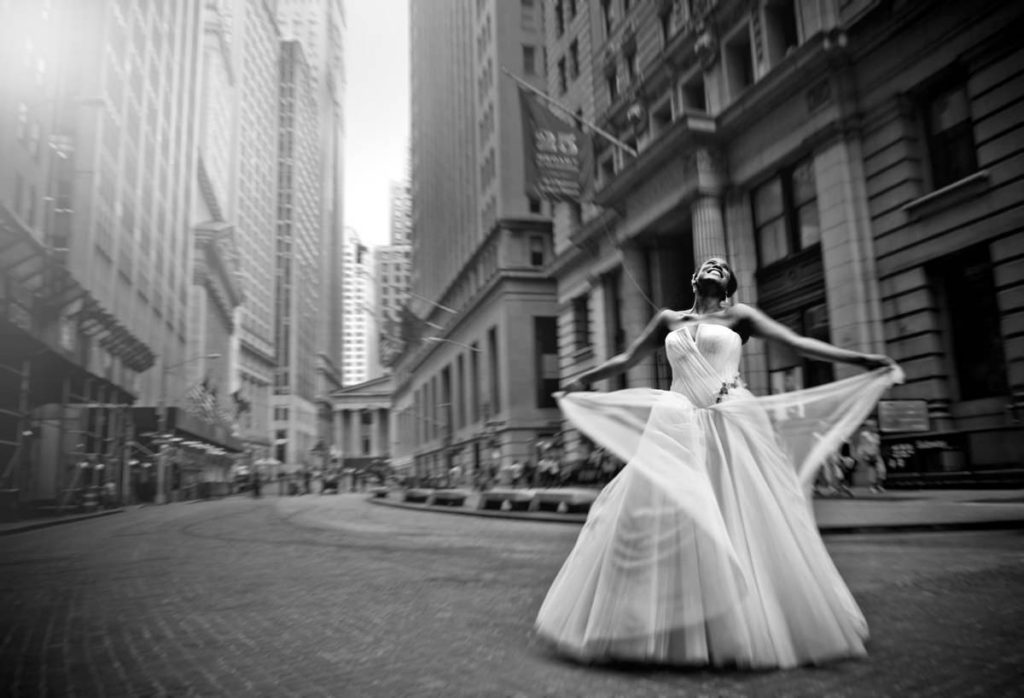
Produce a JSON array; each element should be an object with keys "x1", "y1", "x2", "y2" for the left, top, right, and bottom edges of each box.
[{"x1": 342, "y1": 0, "x2": 411, "y2": 248}]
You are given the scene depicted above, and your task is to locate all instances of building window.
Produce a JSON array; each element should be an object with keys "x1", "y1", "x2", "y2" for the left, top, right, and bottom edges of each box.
[
  {"x1": 767, "y1": 303, "x2": 833, "y2": 394},
  {"x1": 567, "y1": 0, "x2": 577, "y2": 21},
  {"x1": 529, "y1": 235, "x2": 544, "y2": 266},
  {"x1": 605, "y1": 65, "x2": 619, "y2": 101},
  {"x1": 528, "y1": 196, "x2": 541, "y2": 214},
  {"x1": 568, "y1": 40, "x2": 579, "y2": 80},
  {"x1": 601, "y1": 0, "x2": 614, "y2": 36},
  {"x1": 572, "y1": 294, "x2": 591, "y2": 350},
  {"x1": 555, "y1": 0, "x2": 565, "y2": 37},
  {"x1": 520, "y1": 0, "x2": 536, "y2": 29},
  {"x1": 488, "y1": 327, "x2": 500, "y2": 414},
  {"x1": 470, "y1": 342, "x2": 481, "y2": 422},
  {"x1": 724, "y1": 24, "x2": 754, "y2": 101},
  {"x1": 522, "y1": 44, "x2": 536, "y2": 75},
  {"x1": 752, "y1": 157, "x2": 819, "y2": 268},
  {"x1": 535, "y1": 317, "x2": 559, "y2": 408},
  {"x1": 557, "y1": 57, "x2": 567, "y2": 94},
  {"x1": 929, "y1": 245, "x2": 1007, "y2": 401},
  {"x1": 660, "y1": 5, "x2": 673, "y2": 45},
  {"x1": 625, "y1": 46, "x2": 639, "y2": 83},
  {"x1": 764, "y1": 0, "x2": 800, "y2": 67},
  {"x1": 680, "y1": 72, "x2": 707, "y2": 113},
  {"x1": 922, "y1": 77, "x2": 978, "y2": 190}
]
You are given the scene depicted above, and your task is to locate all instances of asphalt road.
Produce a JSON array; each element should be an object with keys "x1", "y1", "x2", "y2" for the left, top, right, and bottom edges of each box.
[{"x1": 1, "y1": 494, "x2": 1022, "y2": 697}]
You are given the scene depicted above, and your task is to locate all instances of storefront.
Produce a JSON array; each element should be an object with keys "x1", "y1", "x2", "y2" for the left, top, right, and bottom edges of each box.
[{"x1": 131, "y1": 407, "x2": 244, "y2": 503}]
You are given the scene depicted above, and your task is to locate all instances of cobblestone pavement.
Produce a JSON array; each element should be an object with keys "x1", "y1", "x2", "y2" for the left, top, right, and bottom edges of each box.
[{"x1": 1, "y1": 494, "x2": 1022, "y2": 698}]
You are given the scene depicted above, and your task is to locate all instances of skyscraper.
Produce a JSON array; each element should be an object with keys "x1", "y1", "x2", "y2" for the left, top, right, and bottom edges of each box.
[
  {"x1": 388, "y1": 179, "x2": 412, "y2": 246},
  {"x1": 276, "y1": 0, "x2": 346, "y2": 390},
  {"x1": 271, "y1": 40, "x2": 323, "y2": 470},
  {"x1": 231, "y1": 0, "x2": 280, "y2": 460},
  {"x1": 341, "y1": 228, "x2": 370, "y2": 386},
  {"x1": 0, "y1": 0, "x2": 247, "y2": 508},
  {"x1": 392, "y1": 0, "x2": 558, "y2": 482}
]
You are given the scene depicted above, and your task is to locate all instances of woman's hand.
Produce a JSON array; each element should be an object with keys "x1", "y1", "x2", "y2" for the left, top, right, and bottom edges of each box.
[
  {"x1": 861, "y1": 354, "x2": 899, "y2": 371},
  {"x1": 562, "y1": 379, "x2": 589, "y2": 394}
]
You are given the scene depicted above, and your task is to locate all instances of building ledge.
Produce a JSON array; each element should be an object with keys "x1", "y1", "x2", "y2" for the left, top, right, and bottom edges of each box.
[
  {"x1": 900, "y1": 170, "x2": 990, "y2": 220},
  {"x1": 593, "y1": 112, "x2": 717, "y2": 209}
]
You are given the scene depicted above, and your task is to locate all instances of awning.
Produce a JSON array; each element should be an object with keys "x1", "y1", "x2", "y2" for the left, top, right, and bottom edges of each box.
[{"x1": 133, "y1": 406, "x2": 245, "y2": 453}]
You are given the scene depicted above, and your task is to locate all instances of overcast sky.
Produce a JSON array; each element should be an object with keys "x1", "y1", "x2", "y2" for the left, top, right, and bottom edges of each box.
[{"x1": 342, "y1": 0, "x2": 410, "y2": 247}]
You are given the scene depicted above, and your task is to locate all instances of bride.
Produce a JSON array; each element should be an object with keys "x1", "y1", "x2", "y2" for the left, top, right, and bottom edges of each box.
[{"x1": 535, "y1": 257, "x2": 902, "y2": 669}]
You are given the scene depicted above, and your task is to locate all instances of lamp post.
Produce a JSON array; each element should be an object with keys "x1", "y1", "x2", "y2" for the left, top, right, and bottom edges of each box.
[{"x1": 155, "y1": 353, "x2": 221, "y2": 504}]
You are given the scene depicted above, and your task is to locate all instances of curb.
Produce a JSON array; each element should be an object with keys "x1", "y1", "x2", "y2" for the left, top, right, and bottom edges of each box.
[
  {"x1": 368, "y1": 496, "x2": 587, "y2": 524},
  {"x1": 367, "y1": 496, "x2": 1024, "y2": 534},
  {"x1": 0, "y1": 508, "x2": 126, "y2": 536}
]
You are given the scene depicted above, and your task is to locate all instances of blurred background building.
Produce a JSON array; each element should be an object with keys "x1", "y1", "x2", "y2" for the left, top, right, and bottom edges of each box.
[
  {"x1": 0, "y1": 0, "x2": 349, "y2": 517},
  {"x1": 271, "y1": 39, "x2": 322, "y2": 474},
  {"x1": 390, "y1": 0, "x2": 560, "y2": 485},
  {"x1": 341, "y1": 227, "x2": 370, "y2": 386},
  {"x1": 369, "y1": 179, "x2": 412, "y2": 377}
]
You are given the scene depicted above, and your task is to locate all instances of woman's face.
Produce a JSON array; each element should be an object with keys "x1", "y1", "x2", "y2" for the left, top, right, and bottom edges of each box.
[{"x1": 692, "y1": 257, "x2": 735, "y2": 296}]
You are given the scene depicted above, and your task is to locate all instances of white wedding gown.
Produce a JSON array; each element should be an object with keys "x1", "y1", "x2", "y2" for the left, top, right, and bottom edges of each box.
[{"x1": 535, "y1": 324, "x2": 903, "y2": 668}]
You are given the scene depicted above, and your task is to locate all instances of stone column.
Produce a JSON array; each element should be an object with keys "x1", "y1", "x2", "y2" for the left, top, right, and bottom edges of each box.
[
  {"x1": 691, "y1": 147, "x2": 728, "y2": 264},
  {"x1": 620, "y1": 243, "x2": 656, "y2": 387},
  {"x1": 814, "y1": 136, "x2": 886, "y2": 379},
  {"x1": 724, "y1": 189, "x2": 769, "y2": 394},
  {"x1": 692, "y1": 195, "x2": 727, "y2": 263}
]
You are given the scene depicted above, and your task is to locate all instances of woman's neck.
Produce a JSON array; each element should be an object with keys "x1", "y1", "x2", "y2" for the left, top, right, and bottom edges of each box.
[{"x1": 690, "y1": 295, "x2": 724, "y2": 315}]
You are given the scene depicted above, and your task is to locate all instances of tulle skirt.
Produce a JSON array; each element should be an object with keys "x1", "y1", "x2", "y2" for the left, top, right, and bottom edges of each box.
[{"x1": 535, "y1": 370, "x2": 901, "y2": 669}]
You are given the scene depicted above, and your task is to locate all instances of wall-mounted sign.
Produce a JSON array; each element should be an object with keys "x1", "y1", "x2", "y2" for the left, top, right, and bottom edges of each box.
[{"x1": 878, "y1": 400, "x2": 930, "y2": 433}]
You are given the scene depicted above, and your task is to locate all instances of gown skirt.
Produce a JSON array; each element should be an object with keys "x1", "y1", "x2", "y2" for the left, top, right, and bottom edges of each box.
[{"x1": 535, "y1": 325, "x2": 903, "y2": 669}]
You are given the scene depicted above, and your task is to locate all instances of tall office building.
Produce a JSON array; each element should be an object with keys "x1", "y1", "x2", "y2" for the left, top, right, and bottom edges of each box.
[
  {"x1": 276, "y1": 0, "x2": 346, "y2": 389},
  {"x1": 189, "y1": 0, "x2": 243, "y2": 412},
  {"x1": 231, "y1": 0, "x2": 280, "y2": 460},
  {"x1": 388, "y1": 179, "x2": 412, "y2": 246},
  {"x1": 392, "y1": 0, "x2": 558, "y2": 481},
  {"x1": 369, "y1": 178, "x2": 413, "y2": 376},
  {"x1": 271, "y1": 40, "x2": 323, "y2": 470},
  {"x1": 0, "y1": 0, "x2": 247, "y2": 509},
  {"x1": 371, "y1": 244, "x2": 411, "y2": 376},
  {"x1": 341, "y1": 228, "x2": 370, "y2": 386}
]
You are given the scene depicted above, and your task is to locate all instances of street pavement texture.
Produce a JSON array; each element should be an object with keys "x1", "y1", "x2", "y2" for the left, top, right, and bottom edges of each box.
[{"x1": 1, "y1": 494, "x2": 1022, "y2": 698}]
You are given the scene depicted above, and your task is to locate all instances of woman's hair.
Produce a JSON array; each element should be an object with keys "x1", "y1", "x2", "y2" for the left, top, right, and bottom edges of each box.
[{"x1": 693, "y1": 257, "x2": 738, "y2": 298}]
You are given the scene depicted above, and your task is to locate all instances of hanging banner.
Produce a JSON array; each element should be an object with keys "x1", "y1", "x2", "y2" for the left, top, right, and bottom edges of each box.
[{"x1": 519, "y1": 86, "x2": 590, "y2": 201}]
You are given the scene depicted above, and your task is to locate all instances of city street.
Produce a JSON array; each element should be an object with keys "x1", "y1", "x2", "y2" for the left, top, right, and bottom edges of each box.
[{"x1": 2, "y1": 494, "x2": 1023, "y2": 698}]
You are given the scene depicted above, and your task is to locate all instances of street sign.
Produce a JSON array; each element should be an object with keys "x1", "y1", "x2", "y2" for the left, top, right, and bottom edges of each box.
[{"x1": 878, "y1": 400, "x2": 929, "y2": 433}]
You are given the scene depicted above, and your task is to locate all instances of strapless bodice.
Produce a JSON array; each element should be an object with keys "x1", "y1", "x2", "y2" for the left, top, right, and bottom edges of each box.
[{"x1": 665, "y1": 324, "x2": 743, "y2": 405}]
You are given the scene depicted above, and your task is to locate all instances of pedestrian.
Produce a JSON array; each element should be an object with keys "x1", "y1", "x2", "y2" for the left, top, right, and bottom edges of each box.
[
  {"x1": 510, "y1": 460, "x2": 523, "y2": 488},
  {"x1": 303, "y1": 469, "x2": 312, "y2": 495},
  {"x1": 854, "y1": 418, "x2": 886, "y2": 493},
  {"x1": 536, "y1": 257, "x2": 902, "y2": 669},
  {"x1": 251, "y1": 471, "x2": 262, "y2": 498}
]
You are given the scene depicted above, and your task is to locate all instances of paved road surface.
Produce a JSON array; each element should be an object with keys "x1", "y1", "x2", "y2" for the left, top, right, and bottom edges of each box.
[{"x1": 1, "y1": 494, "x2": 1022, "y2": 697}]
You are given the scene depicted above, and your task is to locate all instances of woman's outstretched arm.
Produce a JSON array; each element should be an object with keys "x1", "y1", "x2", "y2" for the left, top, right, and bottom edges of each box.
[
  {"x1": 735, "y1": 303, "x2": 897, "y2": 370},
  {"x1": 562, "y1": 309, "x2": 673, "y2": 391}
]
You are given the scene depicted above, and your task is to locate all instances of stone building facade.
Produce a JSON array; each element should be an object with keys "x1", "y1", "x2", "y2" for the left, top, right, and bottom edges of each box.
[{"x1": 548, "y1": 0, "x2": 1023, "y2": 483}]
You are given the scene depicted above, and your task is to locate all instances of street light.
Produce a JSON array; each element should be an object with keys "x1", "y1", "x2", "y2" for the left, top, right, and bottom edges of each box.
[{"x1": 155, "y1": 353, "x2": 222, "y2": 504}]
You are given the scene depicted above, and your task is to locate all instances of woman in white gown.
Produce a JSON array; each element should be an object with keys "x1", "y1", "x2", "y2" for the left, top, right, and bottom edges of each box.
[{"x1": 535, "y1": 257, "x2": 903, "y2": 669}]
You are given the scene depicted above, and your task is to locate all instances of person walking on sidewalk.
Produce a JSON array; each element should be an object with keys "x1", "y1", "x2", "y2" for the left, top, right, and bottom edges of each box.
[{"x1": 854, "y1": 419, "x2": 886, "y2": 493}]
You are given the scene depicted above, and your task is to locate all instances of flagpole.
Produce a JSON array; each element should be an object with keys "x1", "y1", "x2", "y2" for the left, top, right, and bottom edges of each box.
[{"x1": 502, "y1": 66, "x2": 638, "y2": 158}]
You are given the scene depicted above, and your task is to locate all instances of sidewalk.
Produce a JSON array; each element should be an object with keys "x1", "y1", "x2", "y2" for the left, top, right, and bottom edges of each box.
[
  {"x1": 0, "y1": 507, "x2": 125, "y2": 536},
  {"x1": 369, "y1": 487, "x2": 1024, "y2": 533}
]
